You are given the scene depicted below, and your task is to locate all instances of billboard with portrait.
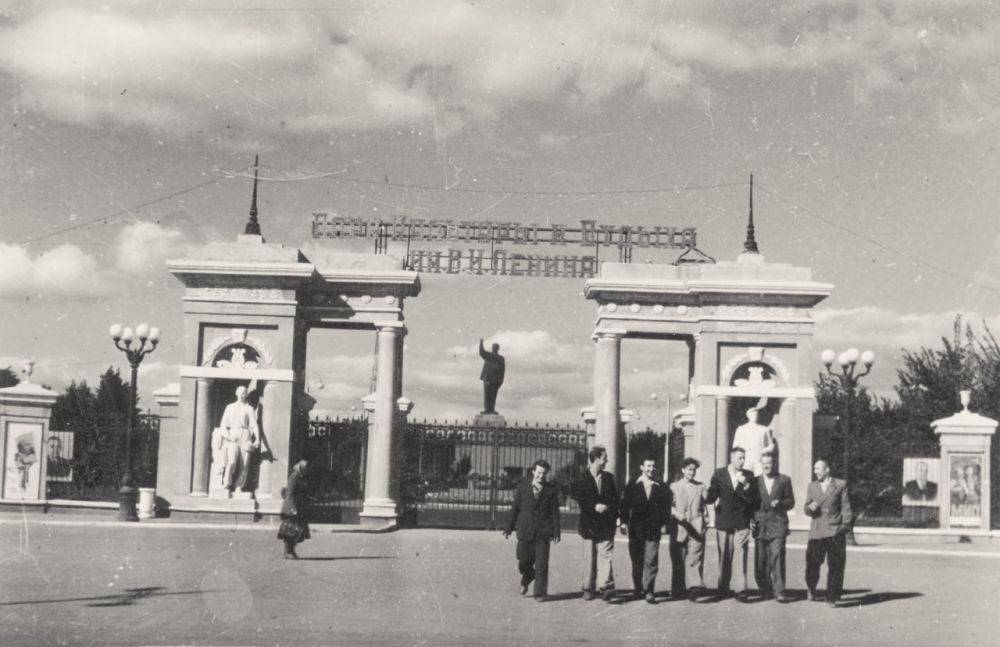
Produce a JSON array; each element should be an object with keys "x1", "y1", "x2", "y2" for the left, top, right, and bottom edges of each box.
[
  {"x1": 901, "y1": 457, "x2": 940, "y2": 507},
  {"x1": 948, "y1": 454, "x2": 983, "y2": 528},
  {"x1": 3, "y1": 421, "x2": 43, "y2": 500},
  {"x1": 45, "y1": 431, "x2": 74, "y2": 482}
]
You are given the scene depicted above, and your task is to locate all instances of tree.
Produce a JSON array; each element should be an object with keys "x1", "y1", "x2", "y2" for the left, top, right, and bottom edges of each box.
[{"x1": 0, "y1": 366, "x2": 19, "y2": 388}]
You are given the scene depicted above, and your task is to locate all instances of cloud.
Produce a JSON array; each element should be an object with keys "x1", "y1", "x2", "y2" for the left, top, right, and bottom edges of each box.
[
  {"x1": 4, "y1": 2, "x2": 997, "y2": 140},
  {"x1": 0, "y1": 241, "x2": 106, "y2": 299},
  {"x1": 116, "y1": 222, "x2": 191, "y2": 273},
  {"x1": 814, "y1": 306, "x2": 1000, "y2": 352}
]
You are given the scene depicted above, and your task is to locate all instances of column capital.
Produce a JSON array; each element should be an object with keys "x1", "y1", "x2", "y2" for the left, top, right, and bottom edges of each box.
[
  {"x1": 593, "y1": 328, "x2": 627, "y2": 341},
  {"x1": 376, "y1": 322, "x2": 406, "y2": 334}
]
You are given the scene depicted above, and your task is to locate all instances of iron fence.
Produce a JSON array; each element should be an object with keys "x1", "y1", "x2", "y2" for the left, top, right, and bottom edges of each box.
[
  {"x1": 401, "y1": 419, "x2": 588, "y2": 529},
  {"x1": 303, "y1": 416, "x2": 368, "y2": 517}
]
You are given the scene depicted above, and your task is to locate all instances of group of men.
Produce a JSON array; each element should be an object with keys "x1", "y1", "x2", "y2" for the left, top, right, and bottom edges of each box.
[{"x1": 503, "y1": 443, "x2": 853, "y2": 606}]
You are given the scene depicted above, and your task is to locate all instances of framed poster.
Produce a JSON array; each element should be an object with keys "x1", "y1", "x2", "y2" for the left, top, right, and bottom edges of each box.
[
  {"x1": 901, "y1": 457, "x2": 940, "y2": 506},
  {"x1": 948, "y1": 453, "x2": 983, "y2": 528},
  {"x1": 46, "y1": 431, "x2": 74, "y2": 482},
  {"x1": 4, "y1": 421, "x2": 43, "y2": 500}
]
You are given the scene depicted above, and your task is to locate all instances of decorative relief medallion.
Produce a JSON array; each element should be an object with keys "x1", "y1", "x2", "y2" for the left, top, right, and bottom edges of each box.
[
  {"x1": 653, "y1": 304, "x2": 664, "y2": 314},
  {"x1": 202, "y1": 330, "x2": 274, "y2": 369},
  {"x1": 605, "y1": 303, "x2": 618, "y2": 312},
  {"x1": 384, "y1": 295, "x2": 397, "y2": 305},
  {"x1": 677, "y1": 305, "x2": 689, "y2": 315},
  {"x1": 629, "y1": 303, "x2": 641, "y2": 313}
]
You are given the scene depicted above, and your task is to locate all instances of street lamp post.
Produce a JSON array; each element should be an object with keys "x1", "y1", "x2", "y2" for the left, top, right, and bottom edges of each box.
[
  {"x1": 821, "y1": 347, "x2": 874, "y2": 544},
  {"x1": 109, "y1": 322, "x2": 160, "y2": 521}
]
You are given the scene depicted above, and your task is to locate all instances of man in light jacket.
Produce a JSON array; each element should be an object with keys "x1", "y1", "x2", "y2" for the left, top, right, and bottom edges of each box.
[{"x1": 803, "y1": 459, "x2": 853, "y2": 607}]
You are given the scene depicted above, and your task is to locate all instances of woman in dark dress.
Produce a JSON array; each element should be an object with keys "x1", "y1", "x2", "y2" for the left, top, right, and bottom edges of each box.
[{"x1": 279, "y1": 459, "x2": 310, "y2": 559}]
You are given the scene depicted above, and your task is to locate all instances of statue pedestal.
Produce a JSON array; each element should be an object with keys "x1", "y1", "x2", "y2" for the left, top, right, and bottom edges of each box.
[{"x1": 473, "y1": 413, "x2": 507, "y2": 427}]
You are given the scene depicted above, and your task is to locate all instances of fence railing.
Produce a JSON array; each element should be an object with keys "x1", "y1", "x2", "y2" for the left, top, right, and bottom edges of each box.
[{"x1": 400, "y1": 419, "x2": 588, "y2": 528}]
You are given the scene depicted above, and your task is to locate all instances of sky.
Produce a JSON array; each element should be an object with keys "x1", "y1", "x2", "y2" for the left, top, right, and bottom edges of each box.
[{"x1": 1, "y1": 1, "x2": 999, "y2": 428}]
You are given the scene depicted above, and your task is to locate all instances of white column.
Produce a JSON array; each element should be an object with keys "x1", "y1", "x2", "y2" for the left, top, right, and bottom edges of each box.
[
  {"x1": 191, "y1": 378, "x2": 212, "y2": 495},
  {"x1": 715, "y1": 395, "x2": 730, "y2": 469},
  {"x1": 361, "y1": 324, "x2": 402, "y2": 528},
  {"x1": 593, "y1": 331, "x2": 623, "y2": 482},
  {"x1": 256, "y1": 381, "x2": 278, "y2": 499}
]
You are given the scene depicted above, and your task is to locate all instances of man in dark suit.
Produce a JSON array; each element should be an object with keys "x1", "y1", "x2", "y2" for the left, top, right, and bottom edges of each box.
[
  {"x1": 804, "y1": 459, "x2": 853, "y2": 607},
  {"x1": 503, "y1": 459, "x2": 561, "y2": 600},
  {"x1": 706, "y1": 446, "x2": 759, "y2": 600},
  {"x1": 752, "y1": 453, "x2": 795, "y2": 602},
  {"x1": 479, "y1": 338, "x2": 505, "y2": 414},
  {"x1": 902, "y1": 461, "x2": 938, "y2": 503},
  {"x1": 619, "y1": 457, "x2": 671, "y2": 603},
  {"x1": 570, "y1": 445, "x2": 619, "y2": 601}
]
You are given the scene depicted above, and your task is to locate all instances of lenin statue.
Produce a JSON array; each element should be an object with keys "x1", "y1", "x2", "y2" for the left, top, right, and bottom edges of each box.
[{"x1": 479, "y1": 338, "x2": 505, "y2": 414}]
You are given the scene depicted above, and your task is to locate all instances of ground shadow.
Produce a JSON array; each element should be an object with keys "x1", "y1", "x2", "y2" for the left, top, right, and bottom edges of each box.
[
  {"x1": 0, "y1": 586, "x2": 216, "y2": 608},
  {"x1": 295, "y1": 556, "x2": 397, "y2": 561},
  {"x1": 837, "y1": 591, "x2": 922, "y2": 607},
  {"x1": 537, "y1": 591, "x2": 583, "y2": 602}
]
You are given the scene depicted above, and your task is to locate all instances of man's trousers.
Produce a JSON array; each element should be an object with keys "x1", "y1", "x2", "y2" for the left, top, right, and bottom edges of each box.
[
  {"x1": 805, "y1": 533, "x2": 847, "y2": 601},
  {"x1": 516, "y1": 537, "x2": 551, "y2": 597},
  {"x1": 754, "y1": 535, "x2": 787, "y2": 595},
  {"x1": 669, "y1": 535, "x2": 705, "y2": 593},
  {"x1": 580, "y1": 538, "x2": 615, "y2": 593},
  {"x1": 628, "y1": 536, "x2": 660, "y2": 594},
  {"x1": 715, "y1": 528, "x2": 751, "y2": 594}
]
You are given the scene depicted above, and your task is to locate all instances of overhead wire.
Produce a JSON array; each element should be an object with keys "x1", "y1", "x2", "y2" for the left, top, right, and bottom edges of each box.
[
  {"x1": 756, "y1": 183, "x2": 1000, "y2": 296},
  {"x1": 16, "y1": 174, "x2": 229, "y2": 246}
]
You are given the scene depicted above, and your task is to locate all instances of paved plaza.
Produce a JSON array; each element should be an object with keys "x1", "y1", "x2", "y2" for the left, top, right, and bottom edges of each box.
[{"x1": 2, "y1": 517, "x2": 998, "y2": 646}]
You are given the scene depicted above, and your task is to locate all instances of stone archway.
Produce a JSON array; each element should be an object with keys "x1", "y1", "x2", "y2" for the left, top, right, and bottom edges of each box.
[{"x1": 157, "y1": 236, "x2": 419, "y2": 529}]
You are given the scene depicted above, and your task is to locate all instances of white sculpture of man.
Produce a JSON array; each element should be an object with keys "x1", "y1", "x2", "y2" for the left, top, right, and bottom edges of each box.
[
  {"x1": 731, "y1": 407, "x2": 775, "y2": 476},
  {"x1": 210, "y1": 426, "x2": 227, "y2": 488},
  {"x1": 220, "y1": 385, "x2": 260, "y2": 490}
]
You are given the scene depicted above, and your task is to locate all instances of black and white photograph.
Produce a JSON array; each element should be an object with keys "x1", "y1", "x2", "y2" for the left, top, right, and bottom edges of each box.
[{"x1": 1, "y1": 2, "x2": 999, "y2": 645}]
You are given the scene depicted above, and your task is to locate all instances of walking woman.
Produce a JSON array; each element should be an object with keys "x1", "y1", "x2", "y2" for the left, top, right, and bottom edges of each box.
[{"x1": 278, "y1": 459, "x2": 310, "y2": 559}]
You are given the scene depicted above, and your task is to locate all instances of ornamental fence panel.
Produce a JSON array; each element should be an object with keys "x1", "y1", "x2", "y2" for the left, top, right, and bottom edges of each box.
[{"x1": 400, "y1": 419, "x2": 588, "y2": 529}]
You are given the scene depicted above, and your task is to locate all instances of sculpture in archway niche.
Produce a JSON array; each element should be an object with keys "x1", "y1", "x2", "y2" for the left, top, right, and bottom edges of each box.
[
  {"x1": 478, "y1": 338, "x2": 505, "y2": 414},
  {"x1": 218, "y1": 385, "x2": 261, "y2": 492},
  {"x1": 731, "y1": 407, "x2": 775, "y2": 476}
]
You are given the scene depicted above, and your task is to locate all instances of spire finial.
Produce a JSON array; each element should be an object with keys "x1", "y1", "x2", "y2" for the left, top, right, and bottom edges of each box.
[
  {"x1": 244, "y1": 154, "x2": 262, "y2": 236},
  {"x1": 743, "y1": 173, "x2": 759, "y2": 254}
]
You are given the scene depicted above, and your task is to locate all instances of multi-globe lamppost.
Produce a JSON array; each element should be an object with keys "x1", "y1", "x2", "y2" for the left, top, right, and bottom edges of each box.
[
  {"x1": 109, "y1": 322, "x2": 160, "y2": 521},
  {"x1": 820, "y1": 347, "x2": 874, "y2": 543}
]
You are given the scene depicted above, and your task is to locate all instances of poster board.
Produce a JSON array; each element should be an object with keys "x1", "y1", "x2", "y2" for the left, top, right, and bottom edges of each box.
[
  {"x1": 901, "y1": 457, "x2": 940, "y2": 506},
  {"x1": 3, "y1": 420, "x2": 44, "y2": 500}
]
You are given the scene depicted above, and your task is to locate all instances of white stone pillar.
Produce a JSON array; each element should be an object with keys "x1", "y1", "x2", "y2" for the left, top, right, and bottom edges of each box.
[
  {"x1": 0, "y1": 378, "x2": 58, "y2": 502},
  {"x1": 361, "y1": 323, "x2": 403, "y2": 529},
  {"x1": 256, "y1": 381, "x2": 278, "y2": 500},
  {"x1": 933, "y1": 392, "x2": 997, "y2": 532},
  {"x1": 715, "y1": 396, "x2": 730, "y2": 468},
  {"x1": 191, "y1": 378, "x2": 212, "y2": 495},
  {"x1": 593, "y1": 330, "x2": 624, "y2": 482}
]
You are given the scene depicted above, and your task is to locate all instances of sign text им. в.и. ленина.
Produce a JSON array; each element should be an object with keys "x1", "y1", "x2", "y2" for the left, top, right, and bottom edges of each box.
[{"x1": 311, "y1": 214, "x2": 697, "y2": 249}]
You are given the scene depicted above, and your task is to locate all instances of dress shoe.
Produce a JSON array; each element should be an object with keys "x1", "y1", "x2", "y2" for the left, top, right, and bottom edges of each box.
[
  {"x1": 808, "y1": 590, "x2": 819, "y2": 602},
  {"x1": 775, "y1": 594, "x2": 791, "y2": 604},
  {"x1": 519, "y1": 584, "x2": 529, "y2": 596},
  {"x1": 645, "y1": 593, "x2": 656, "y2": 604},
  {"x1": 688, "y1": 588, "x2": 700, "y2": 602},
  {"x1": 534, "y1": 595, "x2": 547, "y2": 602},
  {"x1": 582, "y1": 590, "x2": 595, "y2": 601},
  {"x1": 827, "y1": 598, "x2": 839, "y2": 608},
  {"x1": 601, "y1": 588, "x2": 615, "y2": 602},
  {"x1": 735, "y1": 591, "x2": 751, "y2": 603}
]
